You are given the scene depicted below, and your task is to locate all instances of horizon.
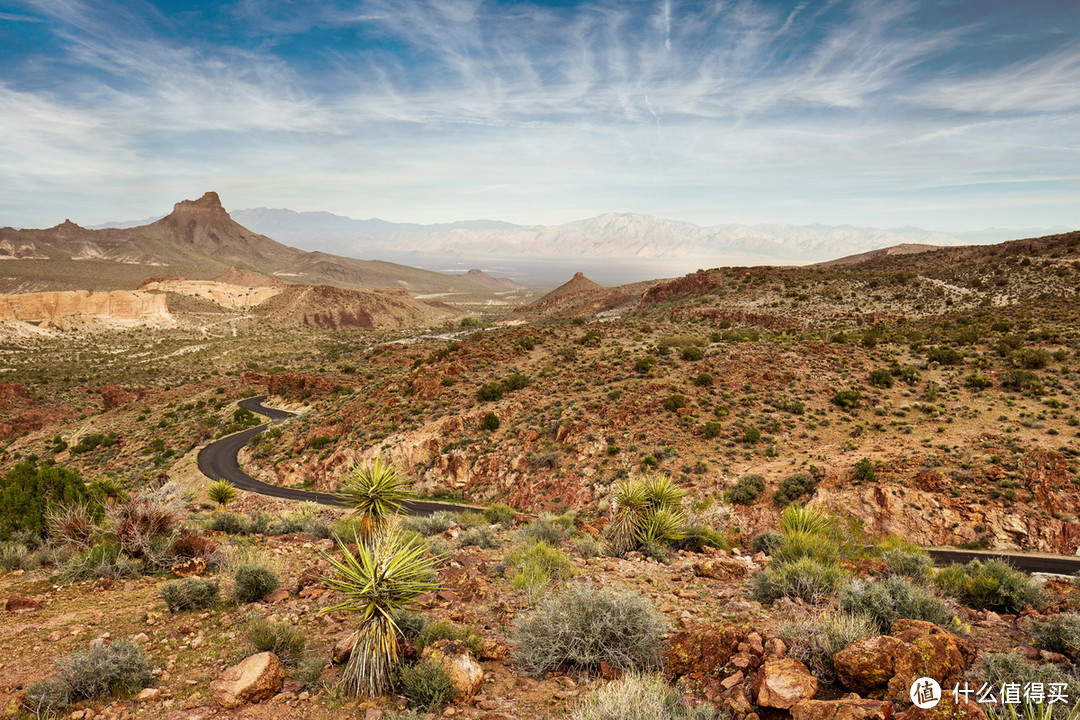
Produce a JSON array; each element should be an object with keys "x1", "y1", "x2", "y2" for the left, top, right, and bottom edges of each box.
[{"x1": 2, "y1": 1, "x2": 1079, "y2": 233}]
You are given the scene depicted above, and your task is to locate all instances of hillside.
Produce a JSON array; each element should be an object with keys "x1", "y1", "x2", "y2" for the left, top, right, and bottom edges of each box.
[{"x1": 0, "y1": 193, "x2": 500, "y2": 296}]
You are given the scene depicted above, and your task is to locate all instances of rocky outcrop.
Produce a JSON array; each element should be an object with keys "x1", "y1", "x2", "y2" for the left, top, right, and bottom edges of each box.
[
  {"x1": 420, "y1": 639, "x2": 484, "y2": 702},
  {"x1": 138, "y1": 278, "x2": 282, "y2": 309},
  {"x1": 210, "y1": 652, "x2": 284, "y2": 708},
  {"x1": 834, "y1": 620, "x2": 975, "y2": 702},
  {"x1": 0, "y1": 290, "x2": 171, "y2": 326},
  {"x1": 0, "y1": 383, "x2": 71, "y2": 439},
  {"x1": 752, "y1": 658, "x2": 818, "y2": 709}
]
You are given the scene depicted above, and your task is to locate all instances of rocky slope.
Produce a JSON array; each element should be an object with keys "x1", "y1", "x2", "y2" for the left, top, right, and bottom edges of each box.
[{"x1": 0, "y1": 290, "x2": 171, "y2": 327}]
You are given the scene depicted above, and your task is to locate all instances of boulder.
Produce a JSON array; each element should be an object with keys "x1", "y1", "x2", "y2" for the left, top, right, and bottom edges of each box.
[
  {"x1": 668, "y1": 624, "x2": 742, "y2": 677},
  {"x1": 792, "y1": 699, "x2": 893, "y2": 720},
  {"x1": 834, "y1": 621, "x2": 974, "y2": 702},
  {"x1": 210, "y1": 652, "x2": 285, "y2": 708},
  {"x1": 5, "y1": 595, "x2": 41, "y2": 612},
  {"x1": 420, "y1": 639, "x2": 483, "y2": 702},
  {"x1": 752, "y1": 658, "x2": 819, "y2": 709}
]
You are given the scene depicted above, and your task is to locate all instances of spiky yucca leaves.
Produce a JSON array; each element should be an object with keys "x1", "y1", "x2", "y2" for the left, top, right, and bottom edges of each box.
[
  {"x1": 337, "y1": 458, "x2": 412, "y2": 538},
  {"x1": 607, "y1": 474, "x2": 687, "y2": 556},
  {"x1": 206, "y1": 480, "x2": 237, "y2": 511},
  {"x1": 779, "y1": 504, "x2": 834, "y2": 536},
  {"x1": 321, "y1": 527, "x2": 439, "y2": 697}
]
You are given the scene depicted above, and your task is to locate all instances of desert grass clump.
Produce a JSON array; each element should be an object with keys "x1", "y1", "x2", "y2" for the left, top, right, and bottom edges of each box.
[
  {"x1": 838, "y1": 575, "x2": 956, "y2": 633},
  {"x1": 46, "y1": 502, "x2": 101, "y2": 550},
  {"x1": 514, "y1": 583, "x2": 666, "y2": 676},
  {"x1": 570, "y1": 673, "x2": 720, "y2": 720},
  {"x1": 247, "y1": 619, "x2": 307, "y2": 666},
  {"x1": 397, "y1": 660, "x2": 456, "y2": 713},
  {"x1": 233, "y1": 563, "x2": 280, "y2": 604},
  {"x1": 415, "y1": 619, "x2": 483, "y2": 655},
  {"x1": 160, "y1": 577, "x2": 219, "y2": 613},
  {"x1": 62, "y1": 540, "x2": 143, "y2": 580},
  {"x1": 456, "y1": 526, "x2": 500, "y2": 549},
  {"x1": 321, "y1": 527, "x2": 439, "y2": 697},
  {"x1": 516, "y1": 519, "x2": 569, "y2": 547},
  {"x1": 402, "y1": 511, "x2": 455, "y2": 537},
  {"x1": 935, "y1": 559, "x2": 1047, "y2": 612},
  {"x1": 781, "y1": 611, "x2": 878, "y2": 685},
  {"x1": 25, "y1": 639, "x2": 152, "y2": 716},
  {"x1": 1024, "y1": 613, "x2": 1080, "y2": 659},
  {"x1": 483, "y1": 503, "x2": 518, "y2": 526},
  {"x1": 880, "y1": 546, "x2": 934, "y2": 582},
  {"x1": 605, "y1": 474, "x2": 686, "y2": 556},
  {"x1": 205, "y1": 511, "x2": 246, "y2": 535},
  {"x1": 507, "y1": 541, "x2": 577, "y2": 604},
  {"x1": 751, "y1": 556, "x2": 846, "y2": 605},
  {"x1": 107, "y1": 494, "x2": 179, "y2": 568},
  {"x1": 338, "y1": 458, "x2": 412, "y2": 538}
]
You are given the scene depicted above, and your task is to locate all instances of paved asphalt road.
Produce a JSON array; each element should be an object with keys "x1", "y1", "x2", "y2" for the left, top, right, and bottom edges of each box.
[
  {"x1": 927, "y1": 547, "x2": 1080, "y2": 576},
  {"x1": 196, "y1": 396, "x2": 480, "y2": 516}
]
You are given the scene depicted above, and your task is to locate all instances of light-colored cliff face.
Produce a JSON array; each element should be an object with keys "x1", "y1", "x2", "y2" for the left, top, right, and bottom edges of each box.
[
  {"x1": 139, "y1": 279, "x2": 282, "y2": 309},
  {"x1": 0, "y1": 290, "x2": 172, "y2": 326}
]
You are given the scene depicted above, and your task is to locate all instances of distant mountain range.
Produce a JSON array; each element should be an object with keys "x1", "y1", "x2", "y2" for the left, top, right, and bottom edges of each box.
[
  {"x1": 218, "y1": 207, "x2": 1070, "y2": 266},
  {"x1": 0, "y1": 193, "x2": 502, "y2": 295}
]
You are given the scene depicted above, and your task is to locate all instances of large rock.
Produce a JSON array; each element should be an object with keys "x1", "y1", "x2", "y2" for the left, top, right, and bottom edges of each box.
[
  {"x1": 420, "y1": 639, "x2": 483, "y2": 702},
  {"x1": 5, "y1": 595, "x2": 41, "y2": 612},
  {"x1": 668, "y1": 624, "x2": 743, "y2": 677},
  {"x1": 752, "y1": 658, "x2": 818, "y2": 709},
  {"x1": 834, "y1": 621, "x2": 974, "y2": 701},
  {"x1": 792, "y1": 699, "x2": 893, "y2": 720},
  {"x1": 210, "y1": 652, "x2": 285, "y2": 708}
]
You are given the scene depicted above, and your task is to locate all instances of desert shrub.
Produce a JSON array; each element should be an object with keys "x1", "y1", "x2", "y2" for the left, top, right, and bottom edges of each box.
[
  {"x1": 839, "y1": 576, "x2": 956, "y2": 632},
  {"x1": 457, "y1": 526, "x2": 500, "y2": 549},
  {"x1": 234, "y1": 564, "x2": 280, "y2": 603},
  {"x1": 702, "y1": 421, "x2": 722, "y2": 439},
  {"x1": 727, "y1": 474, "x2": 765, "y2": 505},
  {"x1": 0, "y1": 460, "x2": 91, "y2": 540},
  {"x1": 63, "y1": 540, "x2": 143, "y2": 580},
  {"x1": 160, "y1": 578, "x2": 219, "y2": 613},
  {"x1": 70, "y1": 432, "x2": 119, "y2": 454},
  {"x1": 751, "y1": 530, "x2": 784, "y2": 555},
  {"x1": 402, "y1": 511, "x2": 455, "y2": 537},
  {"x1": 248, "y1": 619, "x2": 307, "y2": 666},
  {"x1": 573, "y1": 536, "x2": 605, "y2": 558},
  {"x1": 853, "y1": 458, "x2": 876, "y2": 482},
  {"x1": 503, "y1": 373, "x2": 531, "y2": 391},
  {"x1": 266, "y1": 504, "x2": 330, "y2": 538},
  {"x1": 167, "y1": 530, "x2": 220, "y2": 561},
  {"x1": 516, "y1": 519, "x2": 568, "y2": 546},
  {"x1": 415, "y1": 620, "x2": 483, "y2": 655},
  {"x1": 968, "y1": 652, "x2": 1080, "y2": 719},
  {"x1": 1012, "y1": 348, "x2": 1051, "y2": 370},
  {"x1": 483, "y1": 503, "x2": 518, "y2": 526},
  {"x1": 664, "y1": 394, "x2": 687, "y2": 412},
  {"x1": 868, "y1": 368, "x2": 894, "y2": 388},
  {"x1": 781, "y1": 611, "x2": 878, "y2": 685},
  {"x1": 25, "y1": 639, "x2": 153, "y2": 715},
  {"x1": 635, "y1": 356, "x2": 656, "y2": 373},
  {"x1": 507, "y1": 541, "x2": 576, "y2": 581},
  {"x1": 927, "y1": 346, "x2": 963, "y2": 365},
  {"x1": 934, "y1": 559, "x2": 1047, "y2": 612},
  {"x1": 1001, "y1": 369, "x2": 1043, "y2": 394},
  {"x1": 672, "y1": 525, "x2": 728, "y2": 553},
  {"x1": 46, "y1": 502, "x2": 101, "y2": 550},
  {"x1": 453, "y1": 511, "x2": 487, "y2": 529},
  {"x1": 772, "y1": 530, "x2": 844, "y2": 566},
  {"x1": 881, "y1": 547, "x2": 933, "y2": 582},
  {"x1": 205, "y1": 511, "x2": 245, "y2": 534},
  {"x1": 780, "y1": 505, "x2": 835, "y2": 536},
  {"x1": 481, "y1": 412, "x2": 500, "y2": 431},
  {"x1": 692, "y1": 372, "x2": 714, "y2": 387},
  {"x1": 831, "y1": 389, "x2": 862, "y2": 410},
  {"x1": 107, "y1": 494, "x2": 179, "y2": 563},
  {"x1": 571, "y1": 673, "x2": 721, "y2": 720},
  {"x1": 751, "y1": 557, "x2": 846, "y2": 605},
  {"x1": 773, "y1": 472, "x2": 819, "y2": 506},
  {"x1": 1023, "y1": 613, "x2": 1080, "y2": 659},
  {"x1": 680, "y1": 346, "x2": 705, "y2": 361},
  {"x1": 742, "y1": 426, "x2": 761, "y2": 444},
  {"x1": 514, "y1": 583, "x2": 667, "y2": 676},
  {"x1": 476, "y1": 382, "x2": 504, "y2": 402},
  {"x1": 0, "y1": 540, "x2": 42, "y2": 571},
  {"x1": 397, "y1": 660, "x2": 456, "y2": 713},
  {"x1": 606, "y1": 474, "x2": 688, "y2": 556},
  {"x1": 965, "y1": 373, "x2": 993, "y2": 390}
]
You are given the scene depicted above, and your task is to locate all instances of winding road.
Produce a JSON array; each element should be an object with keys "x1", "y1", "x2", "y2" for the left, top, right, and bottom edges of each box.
[
  {"x1": 196, "y1": 396, "x2": 480, "y2": 516},
  {"x1": 200, "y1": 400, "x2": 1080, "y2": 574}
]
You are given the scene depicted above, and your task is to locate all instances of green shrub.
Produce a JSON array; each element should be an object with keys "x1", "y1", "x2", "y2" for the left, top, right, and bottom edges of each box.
[
  {"x1": 751, "y1": 557, "x2": 846, "y2": 605},
  {"x1": 571, "y1": 673, "x2": 721, "y2": 720},
  {"x1": 514, "y1": 584, "x2": 667, "y2": 676},
  {"x1": 868, "y1": 368, "x2": 894, "y2": 388},
  {"x1": 29, "y1": 640, "x2": 152, "y2": 712},
  {"x1": 160, "y1": 578, "x2": 219, "y2": 613},
  {"x1": 506, "y1": 541, "x2": 576, "y2": 581},
  {"x1": 831, "y1": 389, "x2": 862, "y2": 410},
  {"x1": 726, "y1": 474, "x2": 765, "y2": 505},
  {"x1": 742, "y1": 426, "x2": 761, "y2": 444},
  {"x1": 0, "y1": 460, "x2": 91, "y2": 540},
  {"x1": 672, "y1": 526, "x2": 728, "y2": 553},
  {"x1": 402, "y1": 511, "x2": 455, "y2": 537},
  {"x1": 63, "y1": 540, "x2": 143, "y2": 580},
  {"x1": 773, "y1": 472, "x2": 818, "y2": 506},
  {"x1": 751, "y1": 530, "x2": 784, "y2": 555},
  {"x1": 839, "y1": 576, "x2": 956, "y2": 632},
  {"x1": 477, "y1": 382, "x2": 504, "y2": 402},
  {"x1": 635, "y1": 356, "x2": 655, "y2": 373},
  {"x1": 1023, "y1": 613, "x2": 1080, "y2": 659},
  {"x1": 927, "y1": 346, "x2": 963, "y2": 365},
  {"x1": 853, "y1": 458, "x2": 876, "y2": 482},
  {"x1": 481, "y1": 412, "x2": 500, "y2": 431},
  {"x1": 692, "y1": 372, "x2": 714, "y2": 387},
  {"x1": 573, "y1": 536, "x2": 605, "y2": 558},
  {"x1": 483, "y1": 503, "x2": 518, "y2": 526},
  {"x1": 24, "y1": 678, "x2": 73, "y2": 717},
  {"x1": 247, "y1": 619, "x2": 307, "y2": 666},
  {"x1": 234, "y1": 564, "x2": 280, "y2": 604},
  {"x1": 702, "y1": 421, "x2": 722, "y2": 439},
  {"x1": 206, "y1": 511, "x2": 245, "y2": 534},
  {"x1": 415, "y1": 620, "x2": 483, "y2": 655},
  {"x1": 1001, "y1": 369, "x2": 1043, "y2": 394},
  {"x1": 781, "y1": 612, "x2": 878, "y2": 685},
  {"x1": 397, "y1": 660, "x2": 456, "y2": 713},
  {"x1": 881, "y1": 547, "x2": 933, "y2": 582},
  {"x1": 663, "y1": 394, "x2": 687, "y2": 412},
  {"x1": 516, "y1": 520, "x2": 568, "y2": 546},
  {"x1": 680, "y1": 346, "x2": 705, "y2": 362},
  {"x1": 503, "y1": 373, "x2": 532, "y2": 391},
  {"x1": 934, "y1": 559, "x2": 1047, "y2": 612},
  {"x1": 965, "y1": 373, "x2": 992, "y2": 390},
  {"x1": 772, "y1": 530, "x2": 843, "y2": 566},
  {"x1": 1012, "y1": 348, "x2": 1051, "y2": 370},
  {"x1": 457, "y1": 527, "x2": 500, "y2": 549}
]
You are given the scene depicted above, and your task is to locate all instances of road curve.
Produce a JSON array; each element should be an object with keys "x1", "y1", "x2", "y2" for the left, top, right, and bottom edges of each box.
[
  {"x1": 927, "y1": 547, "x2": 1080, "y2": 576},
  {"x1": 197, "y1": 395, "x2": 481, "y2": 516}
]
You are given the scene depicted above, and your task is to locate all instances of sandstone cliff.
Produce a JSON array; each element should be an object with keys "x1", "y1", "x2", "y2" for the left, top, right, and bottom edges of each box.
[{"x1": 0, "y1": 290, "x2": 172, "y2": 326}]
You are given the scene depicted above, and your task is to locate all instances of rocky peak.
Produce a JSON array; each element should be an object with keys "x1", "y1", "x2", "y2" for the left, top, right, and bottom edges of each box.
[{"x1": 168, "y1": 191, "x2": 228, "y2": 219}]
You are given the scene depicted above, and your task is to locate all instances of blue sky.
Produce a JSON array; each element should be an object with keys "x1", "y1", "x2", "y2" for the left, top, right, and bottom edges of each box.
[{"x1": 1, "y1": 0, "x2": 1078, "y2": 232}]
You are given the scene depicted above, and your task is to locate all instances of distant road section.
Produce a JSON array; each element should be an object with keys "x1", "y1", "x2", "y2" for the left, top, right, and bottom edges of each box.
[
  {"x1": 927, "y1": 547, "x2": 1080, "y2": 576},
  {"x1": 197, "y1": 395, "x2": 480, "y2": 516}
]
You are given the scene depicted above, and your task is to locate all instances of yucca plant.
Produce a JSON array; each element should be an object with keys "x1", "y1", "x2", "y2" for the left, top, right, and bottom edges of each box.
[
  {"x1": 779, "y1": 504, "x2": 834, "y2": 536},
  {"x1": 337, "y1": 458, "x2": 412, "y2": 538},
  {"x1": 606, "y1": 474, "x2": 687, "y2": 556},
  {"x1": 321, "y1": 526, "x2": 439, "y2": 696},
  {"x1": 206, "y1": 480, "x2": 237, "y2": 511}
]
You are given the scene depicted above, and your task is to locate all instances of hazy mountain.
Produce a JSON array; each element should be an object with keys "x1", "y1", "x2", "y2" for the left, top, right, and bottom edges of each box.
[{"x1": 0, "y1": 193, "x2": 500, "y2": 295}]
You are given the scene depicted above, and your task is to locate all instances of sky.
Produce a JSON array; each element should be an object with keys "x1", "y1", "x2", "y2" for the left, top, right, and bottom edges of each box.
[{"x1": 1, "y1": 0, "x2": 1079, "y2": 232}]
